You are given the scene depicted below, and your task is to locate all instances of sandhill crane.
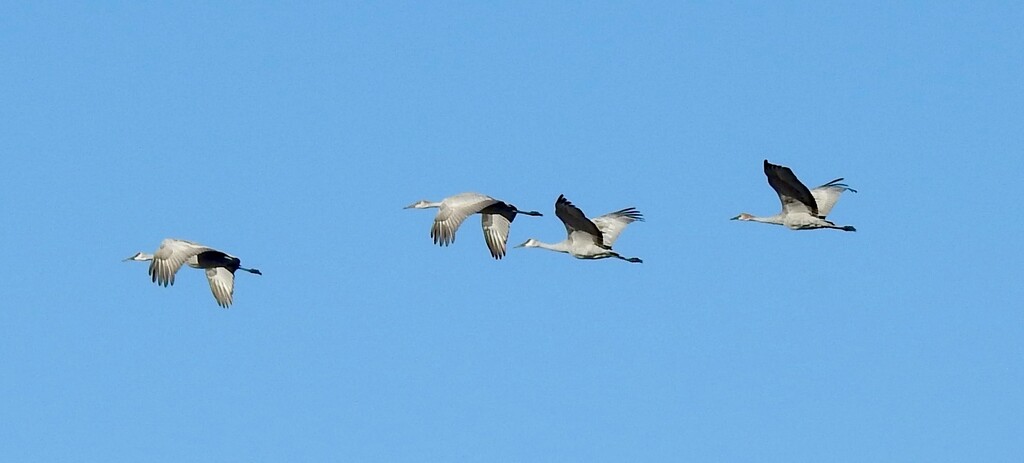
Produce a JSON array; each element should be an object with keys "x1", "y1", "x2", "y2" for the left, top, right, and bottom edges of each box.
[
  {"x1": 124, "y1": 238, "x2": 262, "y2": 308},
  {"x1": 732, "y1": 160, "x2": 857, "y2": 231},
  {"x1": 515, "y1": 194, "x2": 644, "y2": 263},
  {"x1": 404, "y1": 192, "x2": 543, "y2": 259}
]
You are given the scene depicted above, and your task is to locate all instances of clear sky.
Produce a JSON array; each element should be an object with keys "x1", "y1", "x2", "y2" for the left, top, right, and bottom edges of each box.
[{"x1": 2, "y1": 1, "x2": 1022, "y2": 461}]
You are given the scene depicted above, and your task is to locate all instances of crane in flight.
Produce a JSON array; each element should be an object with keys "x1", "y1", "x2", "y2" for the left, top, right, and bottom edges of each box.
[
  {"x1": 516, "y1": 194, "x2": 644, "y2": 263},
  {"x1": 732, "y1": 160, "x2": 857, "y2": 231},
  {"x1": 125, "y1": 238, "x2": 262, "y2": 308},
  {"x1": 405, "y1": 192, "x2": 543, "y2": 259}
]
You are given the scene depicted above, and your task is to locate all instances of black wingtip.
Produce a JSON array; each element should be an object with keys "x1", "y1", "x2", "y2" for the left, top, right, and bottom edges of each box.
[
  {"x1": 616, "y1": 208, "x2": 645, "y2": 222},
  {"x1": 555, "y1": 194, "x2": 575, "y2": 210}
]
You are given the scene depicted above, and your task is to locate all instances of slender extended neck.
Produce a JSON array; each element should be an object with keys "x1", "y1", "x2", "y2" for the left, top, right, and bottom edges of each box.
[
  {"x1": 535, "y1": 240, "x2": 571, "y2": 253},
  {"x1": 750, "y1": 214, "x2": 785, "y2": 226}
]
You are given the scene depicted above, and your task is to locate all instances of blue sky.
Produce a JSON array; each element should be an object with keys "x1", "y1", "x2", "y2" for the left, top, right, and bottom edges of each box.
[{"x1": 2, "y1": 1, "x2": 1022, "y2": 461}]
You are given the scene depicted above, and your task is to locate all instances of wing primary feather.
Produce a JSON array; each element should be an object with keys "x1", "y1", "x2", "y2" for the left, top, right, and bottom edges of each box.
[{"x1": 764, "y1": 159, "x2": 819, "y2": 216}]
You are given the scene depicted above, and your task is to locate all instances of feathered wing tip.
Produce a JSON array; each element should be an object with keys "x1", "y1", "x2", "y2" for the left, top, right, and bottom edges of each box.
[
  {"x1": 610, "y1": 207, "x2": 644, "y2": 222},
  {"x1": 430, "y1": 224, "x2": 454, "y2": 246},
  {"x1": 820, "y1": 178, "x2": 858, "y2": 193},
  {"x1": 148, "y1": 263, "x2": 173, "y2": 287}
]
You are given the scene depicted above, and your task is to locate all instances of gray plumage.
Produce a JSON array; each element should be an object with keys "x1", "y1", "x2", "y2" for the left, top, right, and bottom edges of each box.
[
  {"x1": 125, "y1": 238, "x2": 262, "y2": 308},
  {"x1": 732, "y1": 160, "x2": 857, "y2": 231},
  {"x1": 405, "y1": 192, "x2": 542, "y2": 259}
]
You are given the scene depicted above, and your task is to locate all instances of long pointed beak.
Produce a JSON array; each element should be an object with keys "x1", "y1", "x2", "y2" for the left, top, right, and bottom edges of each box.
[{"x1": 729, "y1": 215, "x2": 740, "y2": 220}]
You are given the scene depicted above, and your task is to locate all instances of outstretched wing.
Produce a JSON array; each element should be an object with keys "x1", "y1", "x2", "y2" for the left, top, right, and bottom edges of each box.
[
  {"x1": 431, "y1": 193, "x2": 499, "y2": 246},
  {"x1": 555, "y1": 195, "x2": 605, "y2": 247},
  {"x1": 592, "y1": 207, "x2": 644, "y2": 247},
  {"x1": 481, "y1": 210, "x2": 513, "y2": 259},
  {"x1": 149, "y1": 238, "x2": 211, "y2": 286},
  {"x1": 204, "y1": 267, "x2": 235, "y2": 308},
  {"x1": 764, "y1": 160, "x2": 818, "y2": 216},
  {"x1": 811, "y1": 178, "x2": 857, "y2": 217}
]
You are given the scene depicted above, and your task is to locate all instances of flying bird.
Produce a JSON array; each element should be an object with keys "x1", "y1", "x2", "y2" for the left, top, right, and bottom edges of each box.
[
  {"x1": 516, "y1": 194, "x2": 644, "y2": 263},
  {"x1": 405, "y1": 192, "x2": 543, "y2": 259},
  {"x1": 125, "y1": 238, "x2": 262, "y2": 308},
  {"x1": 732, "y1": 160, "x2": 857, "y2": 231}
]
